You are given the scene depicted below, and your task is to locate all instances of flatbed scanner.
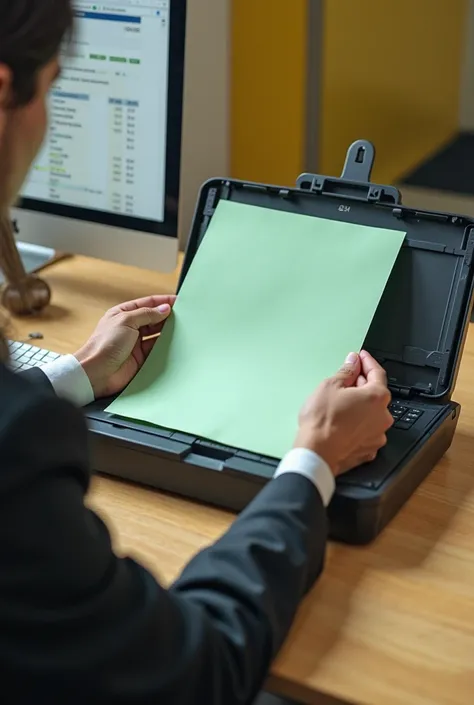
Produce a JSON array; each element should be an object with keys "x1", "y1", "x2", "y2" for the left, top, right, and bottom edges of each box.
[{"x1": 85, "y1": 141, "x2": 474, "y2": 544}]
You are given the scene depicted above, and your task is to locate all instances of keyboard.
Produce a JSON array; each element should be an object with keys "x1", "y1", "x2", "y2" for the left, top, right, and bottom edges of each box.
[
  {"x1": 7, "y1": 340, "x2": 61, "y2": 372},
  {"x1": 389, "y1": 401, "x2": 424, "y2": 430}
]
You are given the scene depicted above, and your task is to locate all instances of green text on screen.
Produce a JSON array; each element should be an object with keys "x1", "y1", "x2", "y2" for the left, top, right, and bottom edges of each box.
[{"x1": 107, "y1": 201, "x2": 405, "y2": 458}]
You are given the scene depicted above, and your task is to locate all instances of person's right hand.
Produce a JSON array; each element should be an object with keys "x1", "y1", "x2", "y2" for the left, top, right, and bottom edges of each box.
[{"x1": 295, "y1": 350, "x2": 393, "y2": 477}]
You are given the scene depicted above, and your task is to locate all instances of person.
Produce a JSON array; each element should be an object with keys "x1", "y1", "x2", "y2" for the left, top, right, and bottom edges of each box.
[{"x1": 0, "y1": 2, "x2": 393, "y2": 704}]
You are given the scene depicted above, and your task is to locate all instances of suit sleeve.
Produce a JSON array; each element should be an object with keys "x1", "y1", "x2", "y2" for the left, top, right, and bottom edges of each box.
[
  {"x1": 0, "y1": 395, "x2": 328, "y2": 705},
  {"x1": 20, "y1": 366, "x2": 54, "y2": 392}
]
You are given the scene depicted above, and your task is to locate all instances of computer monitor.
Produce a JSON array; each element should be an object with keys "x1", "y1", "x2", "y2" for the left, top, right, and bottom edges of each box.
[{"x1": 12, "y1": 0, "x2": 186, "y2": 272}]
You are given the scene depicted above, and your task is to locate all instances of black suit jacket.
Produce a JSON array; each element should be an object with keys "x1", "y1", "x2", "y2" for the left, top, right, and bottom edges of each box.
[{"x1": 0, "y1": 363, "x2": 328, "y2": 704}]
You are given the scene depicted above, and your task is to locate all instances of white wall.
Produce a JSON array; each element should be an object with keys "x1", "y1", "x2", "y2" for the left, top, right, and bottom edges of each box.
[{"x1": 179, "y1": 0, "x2": 231, "y2": 248}]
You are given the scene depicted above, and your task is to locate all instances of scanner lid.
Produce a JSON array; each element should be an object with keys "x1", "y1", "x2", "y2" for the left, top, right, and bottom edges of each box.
[{"x1": 181, "y1": 142, "x2": 474, "y2": 402}]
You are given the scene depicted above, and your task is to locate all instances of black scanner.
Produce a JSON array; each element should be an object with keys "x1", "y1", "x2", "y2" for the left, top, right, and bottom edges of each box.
[{"x1": 85, "y1": 141, "x2": 474, "y2": 544}]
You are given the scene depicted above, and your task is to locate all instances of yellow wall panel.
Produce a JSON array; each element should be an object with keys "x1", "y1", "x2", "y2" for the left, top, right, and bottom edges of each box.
[
  {"x1": 231, "y1": 0, "x2": 308, "y2": 185},
  {"x1": 320, "y1": 0, "x2": 468, "y2": 184}
]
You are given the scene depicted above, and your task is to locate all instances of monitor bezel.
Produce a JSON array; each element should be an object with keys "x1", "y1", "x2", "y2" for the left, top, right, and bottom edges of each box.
[{"x1": 18, "y1": 0, "x2": 187, "y2": 240}]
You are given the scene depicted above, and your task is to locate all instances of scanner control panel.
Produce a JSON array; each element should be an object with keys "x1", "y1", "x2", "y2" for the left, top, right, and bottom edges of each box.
[{"x1": 389, "y1": 401, "x2": 424, "y2": 430}]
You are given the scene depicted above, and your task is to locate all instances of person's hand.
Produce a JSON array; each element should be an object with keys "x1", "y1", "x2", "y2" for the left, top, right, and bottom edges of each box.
[
  {"x1": 295, "y1": 350, "x2": 393, "y2": 476},
  {"x1": 74, "y1": 295, "x2": 176, "y2": 399}
]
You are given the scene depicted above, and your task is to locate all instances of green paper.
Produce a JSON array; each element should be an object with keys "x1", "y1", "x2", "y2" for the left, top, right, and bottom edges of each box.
[{"x1": 107, "y1": 201, "x2": 405, "y2": 458}]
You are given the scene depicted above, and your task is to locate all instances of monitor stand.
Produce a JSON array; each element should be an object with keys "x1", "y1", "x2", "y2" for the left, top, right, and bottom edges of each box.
[{"x1": 0, "y1": 242, "x2": 69, "y2": 285}]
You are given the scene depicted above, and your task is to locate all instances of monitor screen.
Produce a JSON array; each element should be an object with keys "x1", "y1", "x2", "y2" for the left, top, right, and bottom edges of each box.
[{"x1": 20, "y1": 0, "x2": 185, "y2": 239}]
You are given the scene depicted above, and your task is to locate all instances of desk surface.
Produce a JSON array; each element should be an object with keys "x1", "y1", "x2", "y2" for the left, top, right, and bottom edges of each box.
[{"x1": 12, "y1": 255, "x2": 474, "y2": 705}]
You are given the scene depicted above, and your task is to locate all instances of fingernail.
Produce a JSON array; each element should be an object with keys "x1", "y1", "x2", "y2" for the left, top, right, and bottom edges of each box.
[
  {"x1": 158, "y1": 304, "x2": 171, "y2": 314},
  {"x1": 345, "y1": 352, "x2": 358, "y2": 364}
]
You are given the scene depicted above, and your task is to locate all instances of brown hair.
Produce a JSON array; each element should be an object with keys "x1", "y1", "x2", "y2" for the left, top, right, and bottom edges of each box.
[
  {"x1": 0, "y1": 0, "x2": 74, "y2": 106},
  {"x1": 0, "y1": 0, "x2": 73, "y2": 360}
]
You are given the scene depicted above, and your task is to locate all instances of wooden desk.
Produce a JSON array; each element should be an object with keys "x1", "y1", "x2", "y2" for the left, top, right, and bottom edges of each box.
[{"x1": 12, "y1": 255, "x2": 474, "y2": 705}]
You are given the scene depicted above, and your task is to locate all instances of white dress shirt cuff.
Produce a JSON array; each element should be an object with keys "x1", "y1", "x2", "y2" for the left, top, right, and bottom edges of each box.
[
  {"x1": 274, "y1": 448, "x2": 335, "y2": 507},
  {"x1": 41, "y1": 354, "x2": 95, "y2": 408}
]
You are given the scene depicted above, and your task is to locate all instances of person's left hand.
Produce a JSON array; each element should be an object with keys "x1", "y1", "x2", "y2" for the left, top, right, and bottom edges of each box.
[{"x1": 74, "y1": 294, "x2": 176, "y2": 399}]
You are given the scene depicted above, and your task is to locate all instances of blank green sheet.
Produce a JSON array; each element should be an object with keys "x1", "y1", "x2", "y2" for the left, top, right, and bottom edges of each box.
[{"x1": 107, "y1": 201, "x2": 405, "y2": 458}]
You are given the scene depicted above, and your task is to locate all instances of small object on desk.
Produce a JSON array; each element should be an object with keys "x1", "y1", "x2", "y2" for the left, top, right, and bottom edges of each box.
[
  {"x1": 0, "y1": 215, "x2": 51, "y2": 315},
  {"x1": 28, "y1": 332, "x2": 44, "y2": 340}
]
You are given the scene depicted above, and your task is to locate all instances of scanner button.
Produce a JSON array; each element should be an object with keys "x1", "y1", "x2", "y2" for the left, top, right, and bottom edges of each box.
[
  {"x1": 395, "y1": 420, "x2": 414, "y2": 430},
  {"x1": 390, "y1": 405, "x2": 407, "y2": 419},
  {"x1": 403, "y1": 411, "x2": 423, "y2": 424}
]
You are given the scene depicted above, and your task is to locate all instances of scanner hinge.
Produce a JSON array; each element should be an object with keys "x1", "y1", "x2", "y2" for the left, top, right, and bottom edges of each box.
[
  {"x1": 390, "y1": 383, "x2": 433, "y2": 399},
  {"x1": 390, "y1": 385, "x2": 411, "y2": 399},
  {"x1": 301, "y1": 176, "x2": 396, "y2": 204},
  {"x1": 296, "y1": 140, "x2": 401, "y2": 205}
]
